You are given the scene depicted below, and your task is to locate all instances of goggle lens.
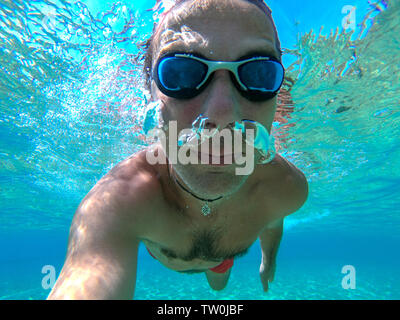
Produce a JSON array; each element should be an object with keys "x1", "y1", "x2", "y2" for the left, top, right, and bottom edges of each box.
[
  {"x1": 238, "y1": 60, "x2": 284, "y2": 93},
  {"x1": 158, "y1": 57, "x2": 207, "y2": 91}
]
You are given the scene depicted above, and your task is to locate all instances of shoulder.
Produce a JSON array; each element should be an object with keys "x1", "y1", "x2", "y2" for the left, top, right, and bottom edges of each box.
[
  {"x1": 263, "y1": 154, "x2": 309, "y2": 218},
  {"x1": 73, "y1": 149, "x2": 164, "y2": 239},
  {"x1": 106, "y1": 149, "x2": 163, "y2": 200}
]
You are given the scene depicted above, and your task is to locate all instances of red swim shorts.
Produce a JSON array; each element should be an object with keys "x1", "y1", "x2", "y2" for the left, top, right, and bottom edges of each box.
[{"x1": 209, "y1": 259, "x2": 234, "y2": 273}]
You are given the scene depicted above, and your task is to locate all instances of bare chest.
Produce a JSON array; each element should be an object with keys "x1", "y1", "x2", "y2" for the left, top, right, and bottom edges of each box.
[
  {"x1": 141, "y1": 156, "x2": 294, "y2": 272},
  {"x1": 141, "y1": 202, "x2": 269, "y2": 272}
]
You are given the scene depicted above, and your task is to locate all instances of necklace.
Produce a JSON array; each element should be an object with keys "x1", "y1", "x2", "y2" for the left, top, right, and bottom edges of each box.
[{"x1": 167, "y1": 164, "x2": 223, "y2": 216}]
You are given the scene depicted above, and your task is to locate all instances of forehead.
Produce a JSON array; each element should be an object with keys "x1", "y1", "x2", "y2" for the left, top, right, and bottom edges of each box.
[{"x1": 153, "y1": 0, "x2": 279, "y2": 62}]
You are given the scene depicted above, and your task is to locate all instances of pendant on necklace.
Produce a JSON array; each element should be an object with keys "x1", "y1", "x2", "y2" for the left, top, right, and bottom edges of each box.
[{"x1": 201, "y1": 202, "x2": 211, "y2": 216}]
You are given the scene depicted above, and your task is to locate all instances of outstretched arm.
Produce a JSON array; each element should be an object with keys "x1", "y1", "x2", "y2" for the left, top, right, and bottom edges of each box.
[{"x1": 48, "y1": 178, "x2": 142, "y2": 300}]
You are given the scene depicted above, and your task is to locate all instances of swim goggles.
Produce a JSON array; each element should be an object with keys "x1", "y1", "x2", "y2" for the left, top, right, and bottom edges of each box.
[{"x1": 153, "y1": 53, "x2": 285, "y2": 102}]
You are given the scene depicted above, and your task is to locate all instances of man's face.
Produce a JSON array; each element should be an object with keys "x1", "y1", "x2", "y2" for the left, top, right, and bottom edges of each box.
[{"x1": 151, "y1": 0, "x2": 280, "y2": 199}]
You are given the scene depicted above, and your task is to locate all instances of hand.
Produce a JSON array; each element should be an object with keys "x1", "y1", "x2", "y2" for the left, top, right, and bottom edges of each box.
[{"x1": 259, "y1": 257, "x2": 276, "y2": 292}]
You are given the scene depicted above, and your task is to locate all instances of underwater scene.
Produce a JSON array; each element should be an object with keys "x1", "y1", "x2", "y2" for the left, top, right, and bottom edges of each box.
[{"x1": 0, "y1": 0, "x2": 399, "y2": 299}]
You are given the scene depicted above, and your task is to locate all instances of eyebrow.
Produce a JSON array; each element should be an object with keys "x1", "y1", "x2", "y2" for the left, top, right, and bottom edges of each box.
[
  {"x1": 158, "y1": 48, "x2": 279, "y2": 63},
  {"x1": 237, "y1": 49, "x2": 280, "y2": 61}
]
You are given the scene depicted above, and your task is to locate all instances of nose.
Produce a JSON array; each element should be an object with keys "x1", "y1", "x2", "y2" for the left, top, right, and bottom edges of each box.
[{"x1": 201, "y1": 70, "x2": 239, "y2": 130}]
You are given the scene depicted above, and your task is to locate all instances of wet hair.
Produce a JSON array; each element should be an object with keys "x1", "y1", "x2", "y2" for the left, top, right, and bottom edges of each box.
[{"x1": 141, "y1": 0, "x2": 282, "y2": 91}]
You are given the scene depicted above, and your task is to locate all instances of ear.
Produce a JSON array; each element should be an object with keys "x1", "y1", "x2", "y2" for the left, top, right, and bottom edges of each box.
[{"x1": 150, "y1": 81, "x2": 159, "y2": 102}]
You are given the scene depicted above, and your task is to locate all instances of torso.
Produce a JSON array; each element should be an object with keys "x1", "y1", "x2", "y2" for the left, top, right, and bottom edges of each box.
[
  {"x1": 111, "y1": 147, "x2": 303, "y2": 273},
  {"x1": 140, "y1": 196, "x2": 267, "y2": 272}
]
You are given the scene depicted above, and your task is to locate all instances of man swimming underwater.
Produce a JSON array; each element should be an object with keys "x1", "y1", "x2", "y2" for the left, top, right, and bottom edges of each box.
[{"x1": 48, "y1": 0, "x2": 308, "y2": 299}]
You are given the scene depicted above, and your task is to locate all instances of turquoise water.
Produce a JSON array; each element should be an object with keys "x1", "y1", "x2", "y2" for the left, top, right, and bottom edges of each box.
[{"x1": 0, "y1": 0, "x2": 399, "y2": 300}]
